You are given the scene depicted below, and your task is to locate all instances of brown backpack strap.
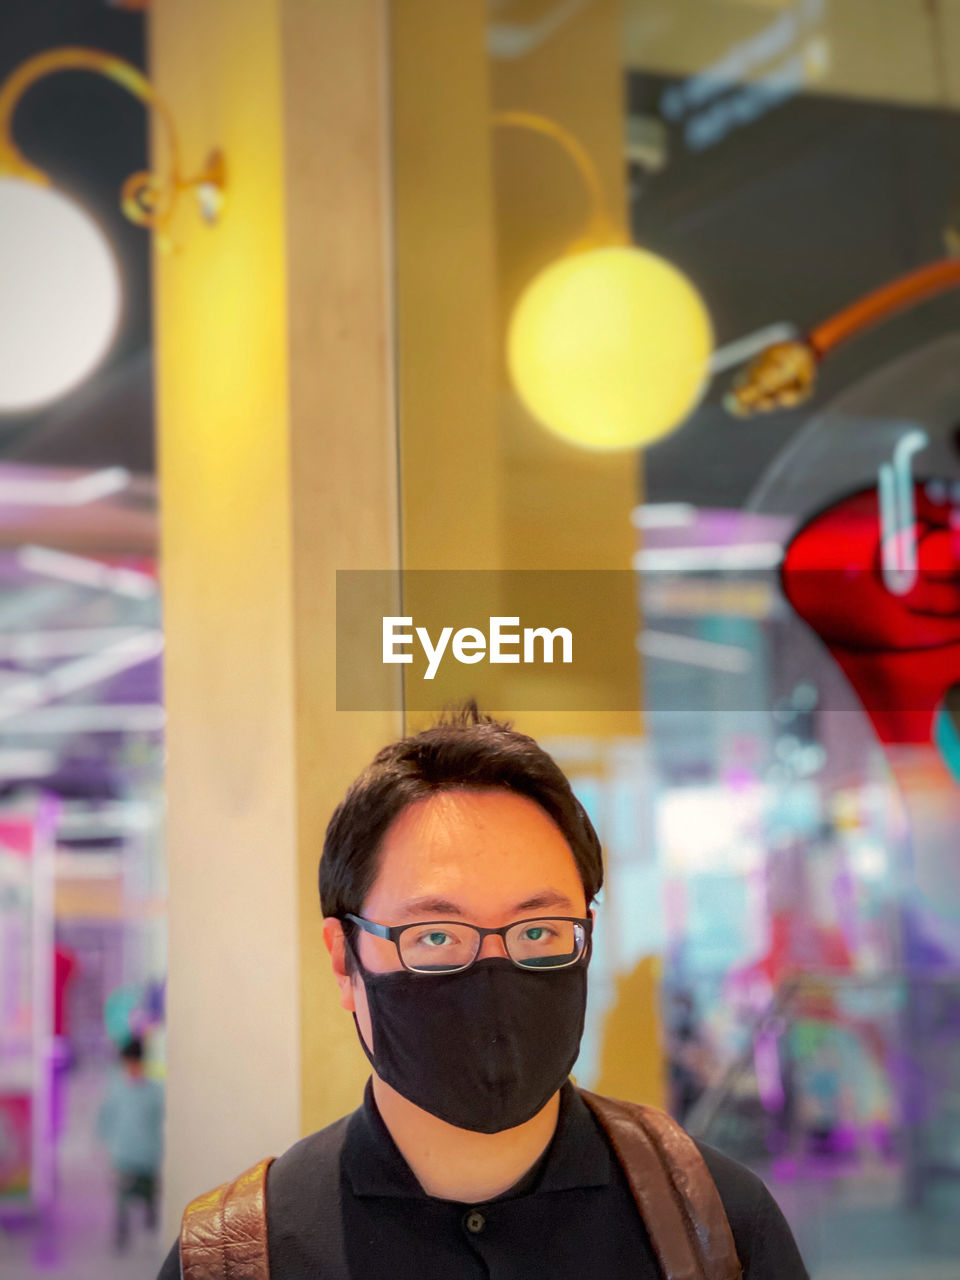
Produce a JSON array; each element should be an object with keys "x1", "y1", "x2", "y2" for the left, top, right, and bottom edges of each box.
[
  {"x1": 580, "y1": 1090, "x2": 741, "y2": 1280},
  {"x1": 180, "y1": 1156, "x2": 274, "y2": 1280}
]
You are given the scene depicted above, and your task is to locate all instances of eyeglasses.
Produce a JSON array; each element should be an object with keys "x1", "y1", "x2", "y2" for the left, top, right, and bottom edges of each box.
[{"x1": 343, "y1": 913, "x2": 591, "y2": 974}]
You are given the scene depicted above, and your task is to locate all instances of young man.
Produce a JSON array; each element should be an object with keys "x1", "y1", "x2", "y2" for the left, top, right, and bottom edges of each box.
[{"x1": 159, "y1": 706, "x2": 808, "y2": 1278}]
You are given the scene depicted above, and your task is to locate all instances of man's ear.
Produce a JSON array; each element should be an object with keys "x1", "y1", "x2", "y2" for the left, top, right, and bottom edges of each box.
[{"x1": 322, "y1": 917, "x2": 358, "y2": 1013}]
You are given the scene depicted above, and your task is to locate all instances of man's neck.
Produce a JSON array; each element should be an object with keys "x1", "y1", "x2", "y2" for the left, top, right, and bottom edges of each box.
[{"x1": 371, "y1": 1074, "x2": 561, "y2": 1203}]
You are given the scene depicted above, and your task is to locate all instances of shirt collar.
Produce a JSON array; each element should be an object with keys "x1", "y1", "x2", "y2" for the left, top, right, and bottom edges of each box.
[{"x1": 342, "y1": 1077, "x2": 612, "y2": 1201}]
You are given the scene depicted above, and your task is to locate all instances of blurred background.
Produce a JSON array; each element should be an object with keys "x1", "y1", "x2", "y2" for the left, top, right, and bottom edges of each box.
[{"x1": 2, "y1": 2, "x2": 960, "y2": 1278}]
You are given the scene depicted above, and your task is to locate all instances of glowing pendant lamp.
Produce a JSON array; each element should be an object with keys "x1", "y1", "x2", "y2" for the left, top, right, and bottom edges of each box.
[
  {"x1": 0, "y1": 47, "x2": 224, "y2": 414},
  {"x1": 497, "y1": 112, "x2": 713, "y2": 452},
  {"x1": 0, "y1": 175, "x2": 122, "y2": 413}
]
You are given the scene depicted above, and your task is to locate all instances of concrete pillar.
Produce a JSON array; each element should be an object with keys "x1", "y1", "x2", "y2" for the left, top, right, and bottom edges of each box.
[{"x1": 150, "y1": 0, "x2": 400, "y2": 1229}]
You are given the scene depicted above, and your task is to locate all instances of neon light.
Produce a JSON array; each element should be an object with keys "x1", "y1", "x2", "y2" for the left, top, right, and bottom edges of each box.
[{"x1": 878, "y1": 429, "x2": 928, "y2": 596}]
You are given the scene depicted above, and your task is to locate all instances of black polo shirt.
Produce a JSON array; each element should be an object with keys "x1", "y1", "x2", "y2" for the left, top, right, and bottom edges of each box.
[{"x1": 158, "y1": 1079, "x2": 809, "y2": 1278}]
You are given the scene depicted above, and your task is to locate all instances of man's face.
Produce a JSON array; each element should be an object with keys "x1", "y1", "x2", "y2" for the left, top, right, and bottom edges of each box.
[{"x1": 324, "y1": 789, "x2": 589, "y2": 1054}]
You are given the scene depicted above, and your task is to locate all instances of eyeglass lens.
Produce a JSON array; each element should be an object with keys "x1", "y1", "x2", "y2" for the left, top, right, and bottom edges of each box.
[{"x1": 397, "y1": 918, "x2": 586, "y2": 973}]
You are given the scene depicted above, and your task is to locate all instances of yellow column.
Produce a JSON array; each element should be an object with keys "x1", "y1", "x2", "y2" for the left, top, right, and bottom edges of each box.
[
  {"x1": 393, "y1": 0, "x2": 641, "y2": 740},
  {"x1": 150, "y1": 0, "x2": 399, "y2": 1229},
  {"x1": 392, "y1": 3, "x2": 502, "y2": 574}
]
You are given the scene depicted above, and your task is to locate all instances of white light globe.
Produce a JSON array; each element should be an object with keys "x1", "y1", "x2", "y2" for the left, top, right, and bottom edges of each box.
[
  {"x1": 507, "y1": 245, "x2": 713, "y2": 451},
  {"x1": 0, "y1": 177, "x2": 122, "y2": 413}
]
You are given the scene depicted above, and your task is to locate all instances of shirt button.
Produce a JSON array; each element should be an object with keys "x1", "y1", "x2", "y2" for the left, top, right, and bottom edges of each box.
[{"x1": 464, "y1": 1209, "x2": 485, "y2": 1234}]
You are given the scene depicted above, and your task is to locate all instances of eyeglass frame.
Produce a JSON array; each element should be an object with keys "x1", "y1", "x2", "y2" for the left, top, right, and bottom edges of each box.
[{"x1": 342, "y1": 912, "x2": 593, "y2": 973}]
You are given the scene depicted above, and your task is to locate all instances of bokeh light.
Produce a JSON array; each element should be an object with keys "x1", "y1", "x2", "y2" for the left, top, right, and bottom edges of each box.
[
  {"x1": 0, "y1": 178, "x2": 121, "y2": 413},
  {"x1": 507, "y1": 245, "x2": 713, "y2": 451}
]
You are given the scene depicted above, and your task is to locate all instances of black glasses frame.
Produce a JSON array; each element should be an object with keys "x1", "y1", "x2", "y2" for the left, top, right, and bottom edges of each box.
[{"x1": 343, "y1": 913, "x2": 592, "y2": 973}]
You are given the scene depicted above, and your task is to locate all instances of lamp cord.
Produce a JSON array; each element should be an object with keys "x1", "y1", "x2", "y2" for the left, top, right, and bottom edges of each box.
[
  {"x1": 491, "y1": 109, "x2": 619, "y2": 247},
  {"x1": 0, "y1": 46, "x2": 201, "y2": 233}
]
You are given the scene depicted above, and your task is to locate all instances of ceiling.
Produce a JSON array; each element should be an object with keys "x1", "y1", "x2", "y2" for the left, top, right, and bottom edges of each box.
[
  {"x1": 624, "y1": 0, "x2": 960, "y2": 109},
  {"x1": 0, "y1": 532, "x2": 162, "y2": 806}
]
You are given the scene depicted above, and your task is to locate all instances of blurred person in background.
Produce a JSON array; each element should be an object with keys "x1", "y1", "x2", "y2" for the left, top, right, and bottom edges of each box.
[
  {"x1": 666, "y1": 989, "x2": 715, "y2": 1124},
  {"x1": 97, "y1": 1034, "x2": 164, "y2": 1253}
]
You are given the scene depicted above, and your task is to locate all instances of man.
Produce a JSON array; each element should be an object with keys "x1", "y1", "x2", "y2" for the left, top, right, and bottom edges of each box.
[{"x1": 158, "y1": 704, "x2": 808, "y2": 1278}]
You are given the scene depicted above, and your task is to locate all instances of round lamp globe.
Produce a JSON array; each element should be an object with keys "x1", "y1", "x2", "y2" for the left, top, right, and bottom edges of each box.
[
  {"x1": 507, "y1": 245, "x2": 713, "y2": 451},
  {"x1": 0, "y1": 178, "x2": 122, "y2": 413}
]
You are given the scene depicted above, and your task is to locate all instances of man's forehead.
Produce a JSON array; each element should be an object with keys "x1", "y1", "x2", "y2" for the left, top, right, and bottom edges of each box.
[
  {"x1": 383, "y1": 787, "x2": 568, "y2": 841},
  {"x1": 363, "y1": 789, "x2": 585, "y2": 916},
  {"x1": 379, "y1": 794, "x2": 577, "y2": 866}
]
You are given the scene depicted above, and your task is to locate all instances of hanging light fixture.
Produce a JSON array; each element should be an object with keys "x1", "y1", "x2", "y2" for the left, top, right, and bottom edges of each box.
[
  {"x1": 725, "y1": 256, "x2": 960, "y2": 417},
  {"x1": 0, "y1": 47, "x2": 225, "y2": 414},
  {"x1": 497, "y1": 111, "x2": 713, "y2": 452}
]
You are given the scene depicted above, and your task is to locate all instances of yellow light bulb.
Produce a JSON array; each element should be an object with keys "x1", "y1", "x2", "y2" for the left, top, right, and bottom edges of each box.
[{"x1": 507, "y1": 245, "x2": 713, "y2": 451}]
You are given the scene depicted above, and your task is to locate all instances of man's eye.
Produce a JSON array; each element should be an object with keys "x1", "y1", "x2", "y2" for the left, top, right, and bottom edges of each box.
[
  {"x1": 422, "y1": 930, "x2": 452, "y2": 947},
  {"x1": 522, "y1": 926, "x2": 550, "y2": 942}
]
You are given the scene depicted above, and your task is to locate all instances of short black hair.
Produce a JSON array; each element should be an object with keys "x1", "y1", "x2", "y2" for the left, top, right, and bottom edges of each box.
[
  {"x1": 319, "y1": 701, "x2": 603, "y2": 935},
  {"x1": 120, "y1": 1035, "x2": 144, "y2": 1062}
]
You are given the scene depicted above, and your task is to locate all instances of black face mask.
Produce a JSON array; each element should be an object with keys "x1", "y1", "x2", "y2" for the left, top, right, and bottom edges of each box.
[{"x1": 350, "y1": 950, "x2": 588, "y2": 1134}]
